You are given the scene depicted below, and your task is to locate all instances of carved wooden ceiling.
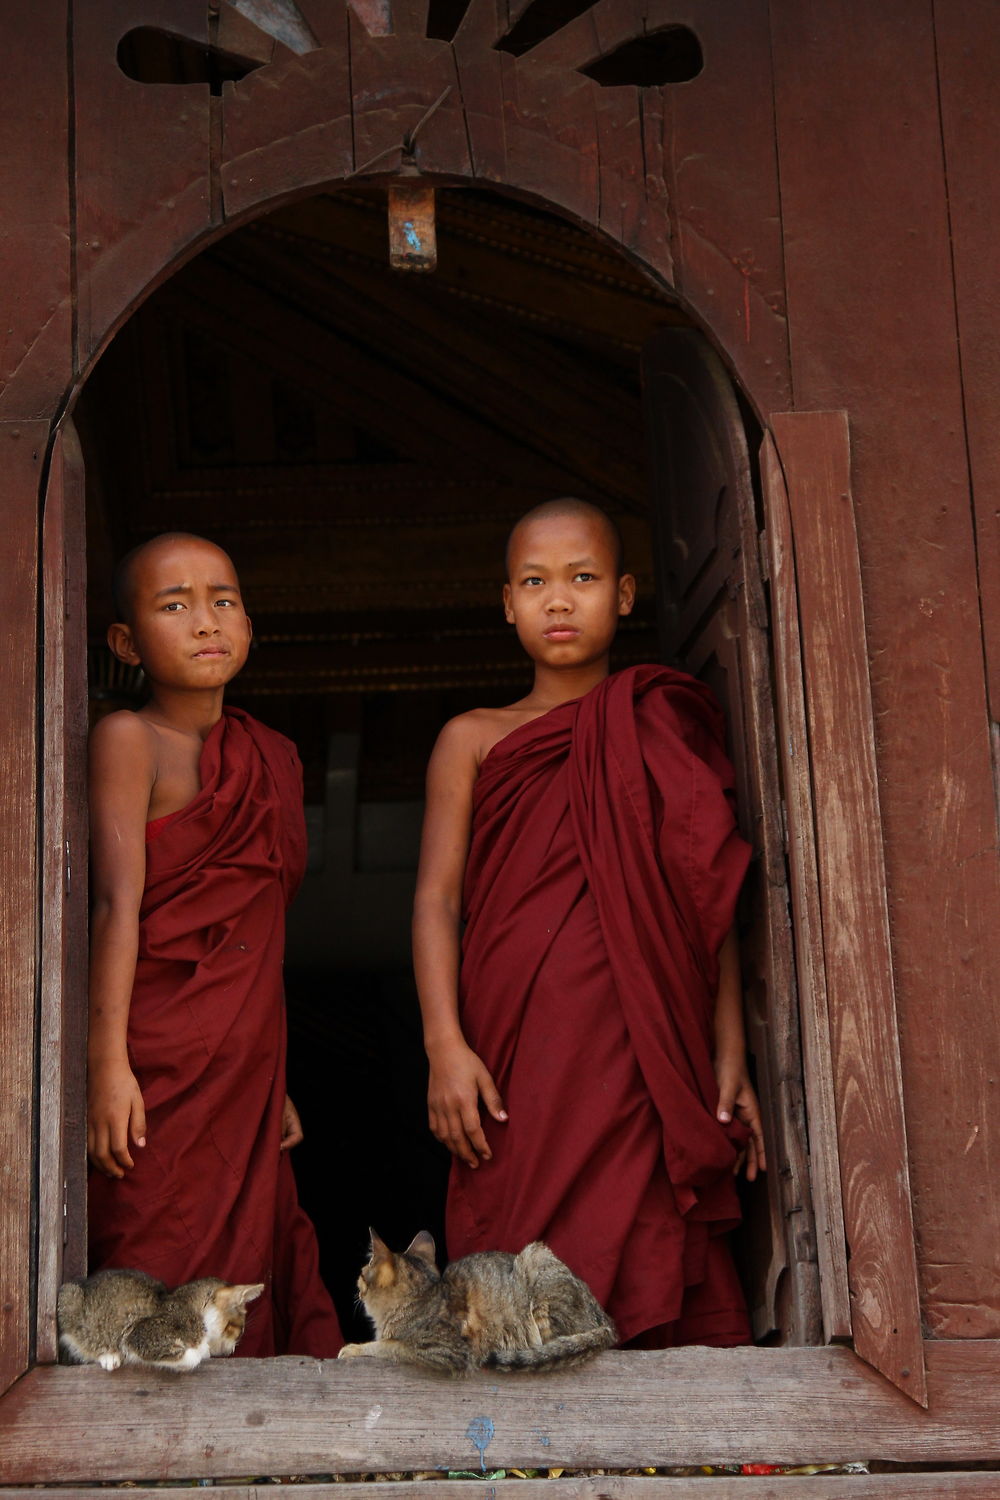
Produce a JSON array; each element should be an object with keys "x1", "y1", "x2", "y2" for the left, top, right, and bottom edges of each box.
[{"x1": 80, "y1": 184, "x2": 689, "y2": 791}]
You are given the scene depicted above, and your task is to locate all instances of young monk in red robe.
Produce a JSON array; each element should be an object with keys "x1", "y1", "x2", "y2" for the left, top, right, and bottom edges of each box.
[
  {"x1": 413, "y1": 499, "x2": 766, "y2": 1347},
  {"x1": 87, "y1": 532, "x2": 342, "y2": 1358}
]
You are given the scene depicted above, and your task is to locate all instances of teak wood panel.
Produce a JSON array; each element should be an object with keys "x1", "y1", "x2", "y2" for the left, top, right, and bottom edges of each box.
[
  {"x1": 770, "y1": 411, "x2": 924, "y2": 1405},
  {"x1": 37, "y1": 421, "x2": 90, "y2": 1362},
  {"x1": 771, "y1": 0, "x2": 1000, "y2": 1339},
  {"x1": 2, "y1": 1343, "x2": 1000, "y2": 1483},
  {"x1": 759, "y1": 432, "x2": 850, "y2": 1342},
  {"x1": 0, "y1": 421, "x2": 47, "y2": 1397}
]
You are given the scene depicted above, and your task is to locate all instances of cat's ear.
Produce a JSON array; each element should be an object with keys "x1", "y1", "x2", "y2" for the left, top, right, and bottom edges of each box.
[
  {"x1": 368, "y1": 1228, "x2": 391, "y2": 1261},
  {"x1": 404, "y1": 1231, "x2": 437, "y2": 1266},
  {"x1": 229, "y1": 1283, "x2": 264, "y2": 1311}
]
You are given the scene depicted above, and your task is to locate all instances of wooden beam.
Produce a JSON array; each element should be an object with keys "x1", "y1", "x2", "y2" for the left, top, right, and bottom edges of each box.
[
  {"x1": 4, "y1": 1478, "x2": 1000, "y2": 1500},
  {"x1": 1, "y1": 1343, "x2": 998, "y2": 1483}
]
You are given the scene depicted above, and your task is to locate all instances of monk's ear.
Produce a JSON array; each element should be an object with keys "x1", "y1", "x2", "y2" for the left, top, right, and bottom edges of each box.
[
  {"x1": 107, "y1": 621, "x2": 141, "y2": 667},
  {"x1": 617, "y1": 573, "x2": 636, "y2": 617},
  {"x1": 405, "y1": 1231, "x2": 437, "y2": 1267},
  {"x1": 502, "y1": 583, "x2": 515, "y2": 624}
]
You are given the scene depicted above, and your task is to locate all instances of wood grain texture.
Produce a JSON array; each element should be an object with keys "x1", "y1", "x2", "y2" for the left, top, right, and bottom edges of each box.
[
  {"x1": 771, "y1": 410, "x2": 924, "y2": 1405},
  {"x1": 2, "y1": 1343, "x2": 999, "y2": 1482},
  {"x1": 0, "y1": 421, "x2": 46, "y2": 1396},
  {"x1": 0, "y1": 5, "x2": 72, "y2": 420},
  {"x1": 5, "y1": 1479, "x2": 1000, "y2": 1500},
  {"x1": 771, "y1": 0, "x2": 1000, "y2": 1341},
  {"x1": 37, "y1": 421, "x2": 90, "y2": 1363},
  {"x1": 759, "y1": 431, "x2": 851, "y2": 1342}
]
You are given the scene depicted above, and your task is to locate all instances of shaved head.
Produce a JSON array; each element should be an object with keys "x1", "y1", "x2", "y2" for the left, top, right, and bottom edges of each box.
[
  {"x1": 112, "y1": 532, "x2": 235, "y2": 621},
  {"x1": 505, "y1": 499, "x2": 624, "y2": 579}
]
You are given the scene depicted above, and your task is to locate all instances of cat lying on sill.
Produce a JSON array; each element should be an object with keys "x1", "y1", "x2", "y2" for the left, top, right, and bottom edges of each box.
[
  {"x1": 57, "y1": 1268, "x2": 263, "y2": 1372},
  {"x1": 338, "y1": 1230, "x2": 617, "y2": 1374}
]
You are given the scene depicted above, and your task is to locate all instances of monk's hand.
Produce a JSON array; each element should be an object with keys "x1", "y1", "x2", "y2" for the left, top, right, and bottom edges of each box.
[
  {"x1": 715, "y1": 1058, "x2": 767, "y2": 1182},
  {"x1": 280, "y1": 1094, "x2": 304, "y2": 1151},
  {"x1": 87, "y1": 1059, "x2": 146, "y2": 1179},
  {"x1": 426, "y1": 1038, "x2": 507, "y2": 1169}
]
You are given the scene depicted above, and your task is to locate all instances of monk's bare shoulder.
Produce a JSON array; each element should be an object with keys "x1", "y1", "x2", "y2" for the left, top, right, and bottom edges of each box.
[
  {"x1": 89, "y1": 708, "x2": 160, "y2": 774},
  {"x1": 433, "y1": 704, "x2": 533, "y2": 770}
]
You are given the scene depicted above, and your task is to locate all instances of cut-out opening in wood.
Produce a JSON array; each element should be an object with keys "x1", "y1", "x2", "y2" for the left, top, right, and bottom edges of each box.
[
  {"x1": 580, "y1": 25, "x2": 703, "y2": 87},
  {"x1": 495, "y1": 0, "x2": 600, "y2": 56},
  {"x1": 117, "y1": 28, "x2": 265, "y2": 92}
]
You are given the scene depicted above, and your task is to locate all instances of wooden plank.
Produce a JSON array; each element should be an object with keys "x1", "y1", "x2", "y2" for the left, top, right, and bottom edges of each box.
[
  {"x1": 221, "y1": 11, "x2": 354, "y2": 221},
  {"x1": 759, "y1": 431, "x2": 851, "y2": 1343},
  {"x1": 2, "y1": 1343, "x2": 1000, "y2": 1482},
  {"x1": 771, "y1": 411, "x2": 924, "y2": 1405},
  {"x1": 0, "y1": 420, "x2": 46, "y2": 1396},
  {"x1": 73, "y1": 0, "x2": 214, "y2": 363},
  {"x1": 661, "y1": 0, "x2": 791, "y2": 411},
  {"x1": 348, "y1": 15, "x2": 472, "y2": 179},
  {"x1": 6, "y1": 1479, "x2": 1000, "y2": 1500},
  {"x1": 934, "y1": 0, "x2": 1000, "y2": 723},
  {"x1": 36, "y1": 420, "x2": 90, "y2": 1364},
  {"x1": 0, "y1": 4, "x2": 72, "y2": 421},
  {"x1": 771, "y1": 0, "x2": 1000, "y2": 1343}
]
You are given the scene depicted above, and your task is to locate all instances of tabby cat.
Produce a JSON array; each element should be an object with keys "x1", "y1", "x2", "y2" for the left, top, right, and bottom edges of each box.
[
  {"x1": 57, "y1": 1268, "x2": 263, "y2": 1371},
  {"x1": 338, "y1": 1231, "x2": 616, "y2": 1374}
]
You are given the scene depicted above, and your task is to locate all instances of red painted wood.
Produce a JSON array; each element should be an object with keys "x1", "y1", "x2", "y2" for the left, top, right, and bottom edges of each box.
[
  {"x1": 771, "y1": 0, "x2": 1000, "y2": 1343},
  {"x1": 661, "y1": 0, "x2": 790, "y2": 414},
  {"x1": 0, "y1": 421, "x2": 47, "y2": 1396},
  {"x1": 73, "y1": 0, "x2": 214, "y2": 365},
  {"x1": 0, "y1": 6, "x2": 72, "y2": 420},
  {"x1": 221, "y1": 18, "x2": 354, "y2": 219},
  {"x1": 348, "y1": 16, "x2": 471, "y2": 178},
  {"x1": 772, "y1": 410, "x2": 925, "y2": 1406},
  {"x1": 935, "y1": 0, "x2": 1000, "y2": 723}
]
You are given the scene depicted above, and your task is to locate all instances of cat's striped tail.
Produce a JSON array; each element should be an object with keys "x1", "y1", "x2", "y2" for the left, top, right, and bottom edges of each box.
[{"x1": 485, "y1": 1322, "x2": 617, "y2": 1373}]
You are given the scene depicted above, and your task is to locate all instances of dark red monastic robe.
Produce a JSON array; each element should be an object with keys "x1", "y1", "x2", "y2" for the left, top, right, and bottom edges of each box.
[
  {"x1": 447, "y1": 665, "x2": 753, "y2": 1346},
  {"x1": 88, "y1": 707, "x2": 343, "y2": 1358}
]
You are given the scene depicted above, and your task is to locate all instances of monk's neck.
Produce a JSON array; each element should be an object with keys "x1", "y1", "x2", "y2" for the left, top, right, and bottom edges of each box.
[
  {"x1": 522, "y1": 659, "x2": 610, "y2": 712},
  {"x1": 140, "y1": 684, "x2": 227, "y2": 741}
]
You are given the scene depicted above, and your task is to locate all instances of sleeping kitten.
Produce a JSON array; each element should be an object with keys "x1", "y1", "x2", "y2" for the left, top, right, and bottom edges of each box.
[
  {"x1": 57, "y1": 1269, "x2": 263, "y2": 1371},
  {"x1": 338, "y1": 1231, "x2": 616, "y2": 1374}
]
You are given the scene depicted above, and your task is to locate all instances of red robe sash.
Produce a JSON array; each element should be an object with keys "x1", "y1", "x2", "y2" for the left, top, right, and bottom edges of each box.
[
  {"x1": 88, "y1": 707, "x2": 343, "y2": 1358},
  {"x1": 446, "y1": 665, "x2": 753, "y2": 1345}
]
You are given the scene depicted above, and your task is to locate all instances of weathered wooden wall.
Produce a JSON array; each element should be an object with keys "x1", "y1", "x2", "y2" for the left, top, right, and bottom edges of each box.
[{"x1": 0, "y1": 0, "x2": 997, "y2": 1433}]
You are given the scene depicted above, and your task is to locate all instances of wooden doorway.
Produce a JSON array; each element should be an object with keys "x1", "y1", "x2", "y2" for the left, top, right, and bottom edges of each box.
[{"x1": 69, "y1": 184, "x2": 809, "y2": 1345}]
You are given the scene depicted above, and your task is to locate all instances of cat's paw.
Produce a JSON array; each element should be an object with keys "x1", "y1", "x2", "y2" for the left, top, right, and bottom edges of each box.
[
  {"x1": 98, "y1": 1352, "x2": 123, "y2": 1371},
  {"x1": 337, "y1": 1342, "x2": 373, "y2": 1359}
]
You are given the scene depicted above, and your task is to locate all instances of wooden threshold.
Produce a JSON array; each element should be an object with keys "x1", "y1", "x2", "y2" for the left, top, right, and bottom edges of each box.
[
  {"x1": 1, "y1": 1344, "x2": 998, "y2": 1485},
  {"x1": 3, "y1": 1478, "x2": 999, "y2": 1500}
]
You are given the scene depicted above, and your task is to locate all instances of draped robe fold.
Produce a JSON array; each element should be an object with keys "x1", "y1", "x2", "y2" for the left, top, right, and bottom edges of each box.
[
  {"x1": 88, "y1": 707, "x2": 343, "y2": 1358},
  {"x1": 447, "y1": 665, "x2": 753, "y2": 1346}
]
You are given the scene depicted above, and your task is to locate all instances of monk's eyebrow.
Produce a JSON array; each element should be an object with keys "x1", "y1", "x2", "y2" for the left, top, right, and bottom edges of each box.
[{"x1": 152, "y1": 582, "x2": 239, "y2": 598}]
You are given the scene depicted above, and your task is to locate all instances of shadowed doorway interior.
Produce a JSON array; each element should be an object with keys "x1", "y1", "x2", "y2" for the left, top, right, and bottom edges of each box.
[{"x1": 77, "y1": 185, "x2": 785, "y2": 1341}]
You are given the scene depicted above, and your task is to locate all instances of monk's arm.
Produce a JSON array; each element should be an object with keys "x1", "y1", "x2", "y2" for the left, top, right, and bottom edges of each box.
[
  {"x1": 713, "y1": 926, "x2": 767, "y2": 1180},
  {"x1": 87, "y1": 713, "x2": 155, "y2": 1179},
  {"x1": 412, "y1": 717, "x2": 506, "y2": 1169}
]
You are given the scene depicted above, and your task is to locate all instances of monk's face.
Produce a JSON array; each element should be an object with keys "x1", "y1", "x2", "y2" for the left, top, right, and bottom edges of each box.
[
  {"x1": 108, "y1": 536, "x2": 252, "y2": 690},
  {"x1": 503, "y1": 513, "x2": 635, "y2": 667}
]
